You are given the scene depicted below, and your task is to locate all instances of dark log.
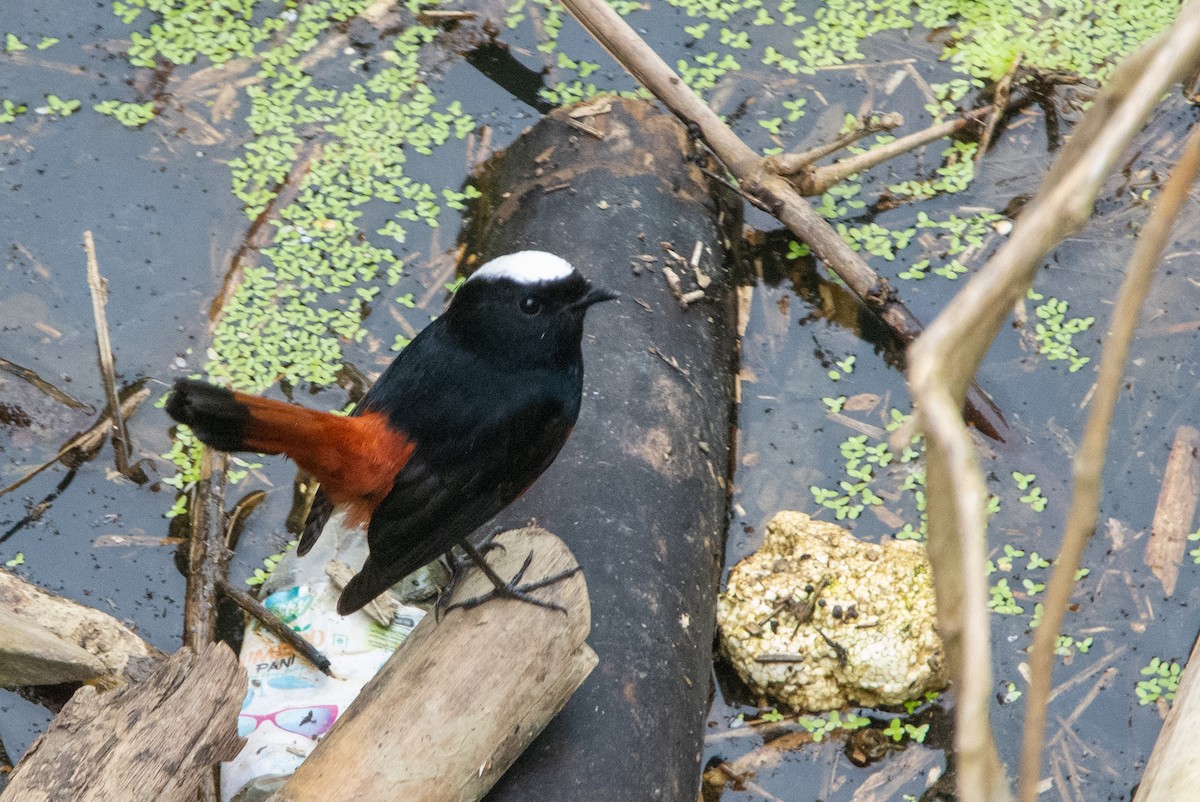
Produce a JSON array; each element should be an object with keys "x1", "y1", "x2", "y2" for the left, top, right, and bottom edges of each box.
[
  {"x1": 0, "y1": 642, "x2": 245, "y2": 802},
  {"x1": 466, "y1": 97, "x2": 737, "y2": 801}
]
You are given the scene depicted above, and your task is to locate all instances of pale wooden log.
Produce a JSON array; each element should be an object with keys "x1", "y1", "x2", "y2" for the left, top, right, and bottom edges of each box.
[
  {"x1": 0, "y1": 615, "x2": 104, "y2": 687},
  {"x1": 1134, "y1": 631, "x2": 1200, "y2": 801},
  {"x1": 1143, "y1": 425, "x2": 1200, "y2": 596},
  {"x1": 270, "y1": 528, "x2": 595, "y2": 802},
  {"x1": 0, "y1": 570, "x2": 162, "y2": 688},
  {"x1": 0, "y1": 641, "x2": 245, "y2": 802}
]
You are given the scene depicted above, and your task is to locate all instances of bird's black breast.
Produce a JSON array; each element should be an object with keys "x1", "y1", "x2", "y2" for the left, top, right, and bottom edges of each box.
[
  {"x1": 360, "y1": 318, "x2": 583, "y2": 470},
  {"x1": 346, "y1": 318, "x2": 583, "y2": 584}
]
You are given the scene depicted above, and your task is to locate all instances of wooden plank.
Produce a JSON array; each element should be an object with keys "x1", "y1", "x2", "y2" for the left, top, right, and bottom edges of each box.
[
  {"x1": 270, "y1": 528, "x2": 594, "y2": 802},
  {"x1": 0, "y1": 642, "x2": 245, "y2": 802},
  {"x1": 1144, "y1": 425, "x2": 1200, "y2": 596},
  {"x1": 1134, "y1": 630, "x2": 1200, "y2": 801},
  {"x1": 0, "y1": 570, "x2": 162, "y2": 688}
]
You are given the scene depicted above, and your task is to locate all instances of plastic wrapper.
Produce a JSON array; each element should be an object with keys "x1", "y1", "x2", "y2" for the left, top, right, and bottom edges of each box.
[{"x1": 221, "y1": 515, "x2": 428, "y2": 801}]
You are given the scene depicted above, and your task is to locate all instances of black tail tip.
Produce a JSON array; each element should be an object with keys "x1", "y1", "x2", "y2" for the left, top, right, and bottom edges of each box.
[
  {"x1": 165, "y1": 378, "x2": 220, "y2": 425},
  {"x1": 164, "y1": 378, "x2": 248, "y2": 452}
]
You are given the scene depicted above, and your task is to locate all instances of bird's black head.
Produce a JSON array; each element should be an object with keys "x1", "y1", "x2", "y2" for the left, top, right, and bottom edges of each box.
[{"x1": 443, "y1": 251, "x2": 617, "y2": 370}]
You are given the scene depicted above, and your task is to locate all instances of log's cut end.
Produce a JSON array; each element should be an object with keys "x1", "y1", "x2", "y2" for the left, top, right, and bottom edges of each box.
[
  {"x1": 0, "y1": 615, "x2": 107, "y2": 687},
  {"x1": 271, "y1": 528, "x2": 595, "y2": 802}
]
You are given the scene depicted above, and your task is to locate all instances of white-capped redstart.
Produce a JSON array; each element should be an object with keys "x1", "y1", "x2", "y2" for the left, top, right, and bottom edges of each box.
[{"x1": 167, "y1": 251, "x2": 616, "y2": 615}]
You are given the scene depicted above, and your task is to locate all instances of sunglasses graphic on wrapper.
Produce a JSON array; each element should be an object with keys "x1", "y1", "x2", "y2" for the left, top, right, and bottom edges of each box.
[{"x1": 237, "y1": 704, "x2": 339, "y2": 738}]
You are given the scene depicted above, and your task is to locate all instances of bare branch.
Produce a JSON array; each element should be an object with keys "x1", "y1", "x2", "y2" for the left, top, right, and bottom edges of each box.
[
  {"x1": 797, "y1": 107, "x2": 992, "y2": 196},
  {"x1": 766, "y1": 111, "x2": 903, "y2": 177},
  {"x1": 558, "y1": 0, "x2": 1006, "y2": 440},
  {"x1": 902, "y1": 8, "x2": 1200, "y2": 801},
  {"x1": 1021, "y1": 118, "x2": 1200, "y2": 802}
]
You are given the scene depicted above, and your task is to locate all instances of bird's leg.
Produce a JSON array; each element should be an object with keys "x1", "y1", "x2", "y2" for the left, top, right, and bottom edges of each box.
[
  {"x1": 445, "y1": 540, "x2": 580, "y2": 614},
  {"x1": 444, "y1": 526, "x2": 508, "y2": 576}
]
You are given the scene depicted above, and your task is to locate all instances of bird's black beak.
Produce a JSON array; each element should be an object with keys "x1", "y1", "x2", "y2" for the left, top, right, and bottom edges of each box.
[{"x1": 570, "y1": 285, "x2": 620, "y2": 311}]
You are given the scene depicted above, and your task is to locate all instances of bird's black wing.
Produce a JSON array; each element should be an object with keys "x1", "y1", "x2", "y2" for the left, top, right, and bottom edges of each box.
[
  {"x1": 335, "y1": 394, "x2": 574, "y2": 615},
  {"x1": 297, "y1": 488, "x2": 334, "y2": 556}
]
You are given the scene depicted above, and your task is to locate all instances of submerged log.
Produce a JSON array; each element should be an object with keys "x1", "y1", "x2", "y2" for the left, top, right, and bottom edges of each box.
[
  {"x1": 0, "y1": 642, "x2": 244, "y2": 802},
  {"x1": 270, "y1": 528, "x2": 594, "y2": 802},
  {"x1": 465, "y1": 97, "x2": 738, "y2": 800}
]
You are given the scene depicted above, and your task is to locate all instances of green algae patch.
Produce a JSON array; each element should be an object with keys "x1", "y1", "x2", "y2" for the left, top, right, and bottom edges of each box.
[
  {"x1": 660, "y1": 0, "x2": 1180, "y2": 83},
  {"x1": 111, "y1": 0, "x2": 478, "y2": 512},
  {"x1": 111, "y1": 1, "x2": 475, "y2": 395}
]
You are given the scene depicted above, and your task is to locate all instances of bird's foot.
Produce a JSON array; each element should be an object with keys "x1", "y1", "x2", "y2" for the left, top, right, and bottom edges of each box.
[{"x1": 445, "y1": 550, "x2": 581, "y2": 615}]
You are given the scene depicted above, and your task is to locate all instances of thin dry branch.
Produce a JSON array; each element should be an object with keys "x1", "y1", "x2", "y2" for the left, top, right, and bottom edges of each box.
[
  {"x1": 216, "y1": 577, "x2": 333, "y2": 677},
  {"x1": 773, "y1": 107, "x2": 993, "y2": 196},
  {"x1": 83, "y1": 231, "x2": 132, "y2": 478},
  {"x1": 1020, "y1": 119, "x2": 1200, "y2": 802},
  {"x1": 0, "y1": 387, "x2": 150, "y2": 498},
  {"x1": 766, "y1": 111, "x2": 903, "y2": 176},
  {"x1": 901, "y1": 8, "x2": 1200, "y2": 802},
  {"x1": 977, "y1": 56, "x2": 1021, "y2": 158},
  {"x1": 557, "y1": 0, "x2": 1006, "y2": 441},
  {"x1": 0, "y1": 357, "x2": 91, "y2": 411}
]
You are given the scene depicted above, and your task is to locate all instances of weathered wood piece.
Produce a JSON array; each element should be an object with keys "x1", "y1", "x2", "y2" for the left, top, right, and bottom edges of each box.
[
  {"x1": 0, "y1": 615, "x2": 104, "y2": 687},
  {"x1": 0, "y1": 570, "x2": 161, "y2": 688},
  {"x1": 269, "y1": 528, "x2": 594, "y2": 802},
  {"x1": 467, "y1": 98, "x2": 736, "y2": 801},
  {"x1": 0, "y1": 642, "x2": 245, "y2": 802},
  {"x1": 1143, "y1": 425, "x2": 1200, "y2": 596},
  {"x1": 1134, "y1": 629, "x2": 1200, "y2": 801}
]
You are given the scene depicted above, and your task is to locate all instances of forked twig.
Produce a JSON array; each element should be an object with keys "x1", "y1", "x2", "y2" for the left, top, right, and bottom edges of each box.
[{"x1": 557, "y1": 0, "x2": 1006, "y2": 440}]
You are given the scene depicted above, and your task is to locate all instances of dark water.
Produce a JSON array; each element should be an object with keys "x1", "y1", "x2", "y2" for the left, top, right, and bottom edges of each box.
[{"x1": 2, "y1": 3, "x2": 1198, "y2": 800}]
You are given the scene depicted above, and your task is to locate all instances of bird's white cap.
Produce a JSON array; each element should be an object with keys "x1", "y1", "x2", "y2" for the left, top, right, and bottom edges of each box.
[{"x1": 467, "y1": 251, "x2": 576, "y2": 286}]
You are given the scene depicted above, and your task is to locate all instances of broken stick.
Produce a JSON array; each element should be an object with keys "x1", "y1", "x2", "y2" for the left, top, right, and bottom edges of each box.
[{"x1": 82, "y1": 231, "x2": 132, "y2": 478}]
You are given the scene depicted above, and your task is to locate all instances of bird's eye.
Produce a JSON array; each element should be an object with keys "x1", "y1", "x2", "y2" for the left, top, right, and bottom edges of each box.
[{"x1": 519, "y1": 296, "x2": 542, "y2": 315}]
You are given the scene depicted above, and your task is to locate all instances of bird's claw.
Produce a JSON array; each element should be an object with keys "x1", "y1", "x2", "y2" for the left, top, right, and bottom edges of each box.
[{"x1": 445, "y1": 551, "x2": 581, "y2": 615}]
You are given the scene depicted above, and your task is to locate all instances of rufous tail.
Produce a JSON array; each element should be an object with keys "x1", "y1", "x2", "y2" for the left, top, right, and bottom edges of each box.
[{"x1": 166, "y1": 379, "x2": 412, "y2": 514}]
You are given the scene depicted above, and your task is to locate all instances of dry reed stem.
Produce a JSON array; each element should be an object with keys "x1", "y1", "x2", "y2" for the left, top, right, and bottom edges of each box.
[
  {"x1": 1019, "y1": 111, "x2": 1200, "y2": 802},
  {"x1": 83, "y1": 231, "x2": 131, "y2": 478},
  {"x1": 904, "y1": 7, "x2": 1200, "y2": 801}
]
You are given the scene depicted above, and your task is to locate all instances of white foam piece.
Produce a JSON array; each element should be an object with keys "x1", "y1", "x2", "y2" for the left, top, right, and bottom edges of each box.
[{"x1": 466, "y1": 251, "x2": 575, "y2": 285}]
